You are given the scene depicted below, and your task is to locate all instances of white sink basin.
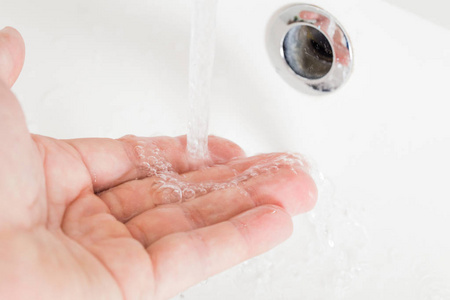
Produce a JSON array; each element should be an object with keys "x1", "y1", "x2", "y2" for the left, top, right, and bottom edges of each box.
[{"x1": 2, "y1": 0, "x2": 450, "y2": 299}]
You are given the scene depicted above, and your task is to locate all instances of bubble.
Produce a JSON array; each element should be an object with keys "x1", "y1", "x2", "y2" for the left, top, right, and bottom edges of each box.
[
  {"x1": 139, "y1": 162, "x2": 151, "y2": 172},
  {"x1": 167, "y1": 177, "x2": 179, "y2": 184},
  {"x1": 156, "y1": 174, "x2": 169, "y2": 181},
  {"x1": 183, "y1": 188, "x2": 196, "y2": 200},
  {"x1": 210, "y1": 184, "x2": 222, "y2": 192},
  {"x1": 134, "y1": 145, "x2": 145, "y2": 159},
  {"x1": 198, "y1": 188, "x2": 208, "y2": 195},
  {"x1": 269, "y1": 166, "x2": 279, "y2": 172},
  {"x1": 228, "y1": 180, "x2": 237, "y2": 187},
  {"x1": 157, "y1": 185, "x2": 182, "y2": 204}
]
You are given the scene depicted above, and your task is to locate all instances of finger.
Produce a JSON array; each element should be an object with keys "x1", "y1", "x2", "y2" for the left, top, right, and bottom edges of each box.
[
  {"x1": 179, "y1": 154, "x2": 269, "y2": 183},
  {"x1": 98, "y1": 165, "x2": 236, "y2": 222},
  {"x1": 182, "y1": 152, "x2": 312, "y2": 182},
  {"x1": 100, "y1": 153, "x2": 315, "y2": 223},
  {"x1": 0, "y1": 27, "x2": 25, "y2": 87},
  {"x1": 98, "y1": 162, "x2": 238, "y2": 223},
  {"x1": 98, "y1": 153, "x2": 313, "y2": 223},
  {"x1": 126, "y1": 161, "x2": 317, "y2": 247},
  {"x1": 0, "y1": 62, "x2": 43, "y2": 229},
  {"x1": 148, "y1": 204, "x2": 293, "y2": 300},
  {"x1": 97, "y1": 161, "x2": 238, "y2": 223},
  {"x1": 65, "y1": 135, "x2": 245, "y2": 193},
  {"x1": 62, "y1": 193, "x2": 154, "y2": 299},
  {"x1": 98, "y1": 176, "x2": 168, "y2": 222}
]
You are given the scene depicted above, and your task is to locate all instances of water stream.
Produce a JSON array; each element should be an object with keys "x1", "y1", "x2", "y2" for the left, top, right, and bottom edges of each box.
[{"x1": 186, "y1": 0, "x2": 218, "y2": 165}]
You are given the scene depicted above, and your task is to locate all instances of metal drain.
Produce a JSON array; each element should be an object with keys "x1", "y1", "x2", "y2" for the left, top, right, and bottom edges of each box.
[{"x1": 266, "y1": 4, "x2": 353, "y2": 94}]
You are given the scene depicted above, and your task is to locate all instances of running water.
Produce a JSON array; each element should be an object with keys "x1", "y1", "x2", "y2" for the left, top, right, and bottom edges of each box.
[{"x1": 186, "y1": 0, "x2": 218, "y2": 165}]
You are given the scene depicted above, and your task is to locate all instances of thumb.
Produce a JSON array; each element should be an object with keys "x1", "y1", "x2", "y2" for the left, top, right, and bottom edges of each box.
[
  {"x1": 0, "y1": 27, "x2": 41, "y2": 230},
  {"x1": 0, "y1": 27, "x2": 25, "y2": 87}
]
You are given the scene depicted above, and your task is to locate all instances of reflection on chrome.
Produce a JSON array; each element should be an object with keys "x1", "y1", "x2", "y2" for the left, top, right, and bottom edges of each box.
[{"x1": 266, "y1": 4, "x2": 353, "y2": 94}]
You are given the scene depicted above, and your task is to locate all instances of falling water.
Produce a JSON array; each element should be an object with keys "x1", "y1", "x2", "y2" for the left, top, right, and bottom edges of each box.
[{"x1": 186, "y1": 0, "x2": 218, "y2": 165}]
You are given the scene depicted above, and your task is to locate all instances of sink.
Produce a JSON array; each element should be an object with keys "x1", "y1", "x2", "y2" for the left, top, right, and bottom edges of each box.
[{"x1": 2, "y1": 0, "x2": 450, "y2": 298}]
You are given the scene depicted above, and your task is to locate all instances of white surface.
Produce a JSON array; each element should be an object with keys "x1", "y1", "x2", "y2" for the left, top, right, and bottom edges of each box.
[
  {"x1": 382, "y1": 0, "x2": 450, "y2": 30},
  {"x1": 2, "y1": 0, "x2": 450, "y2": 299}
]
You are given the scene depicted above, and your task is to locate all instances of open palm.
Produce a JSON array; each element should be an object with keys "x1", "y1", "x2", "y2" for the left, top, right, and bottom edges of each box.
[{"x1": 0, "y1": 27, "x2": 317, "y2": 299}]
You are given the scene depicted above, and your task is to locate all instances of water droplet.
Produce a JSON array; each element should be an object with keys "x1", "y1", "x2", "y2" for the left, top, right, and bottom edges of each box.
[{"x1": 183, "y1": 188, "x2": 196, "y2": 200}]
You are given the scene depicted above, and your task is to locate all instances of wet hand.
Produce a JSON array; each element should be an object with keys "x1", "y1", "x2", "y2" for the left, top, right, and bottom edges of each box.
[{"x1": 0, "y1": 27, "x2": 317, "y2": 299}]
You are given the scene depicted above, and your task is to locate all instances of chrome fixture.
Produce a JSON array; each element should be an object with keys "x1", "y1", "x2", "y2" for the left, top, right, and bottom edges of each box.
[{"x1": 266, "y1": 4, "x2": 353, "y2": 94}]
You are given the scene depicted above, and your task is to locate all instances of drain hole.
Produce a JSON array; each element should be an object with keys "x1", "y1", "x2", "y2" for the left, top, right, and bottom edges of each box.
[{"x1": 283, "y1": 25, "x2": 333, "y2": 80}]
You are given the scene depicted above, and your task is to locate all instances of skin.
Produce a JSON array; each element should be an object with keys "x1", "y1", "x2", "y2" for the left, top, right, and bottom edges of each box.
[{"x1": 0, "y1": 27, "x2": 317, "y2": 299}]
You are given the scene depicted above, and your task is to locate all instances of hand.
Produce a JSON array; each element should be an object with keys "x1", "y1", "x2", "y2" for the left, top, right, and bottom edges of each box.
[{"x1": 0, "y1": 27, "x2": 317, "y2": 299}]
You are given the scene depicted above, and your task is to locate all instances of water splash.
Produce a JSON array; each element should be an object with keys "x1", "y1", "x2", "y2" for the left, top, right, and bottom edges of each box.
[{"x1": 301, "y1": 166, "x2": 369, "y2": 299}]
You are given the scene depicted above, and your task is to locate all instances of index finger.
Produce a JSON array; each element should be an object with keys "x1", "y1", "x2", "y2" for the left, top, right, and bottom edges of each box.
[{"x1": 65, "y1": 135, "x2": 245, "y2": 192}]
